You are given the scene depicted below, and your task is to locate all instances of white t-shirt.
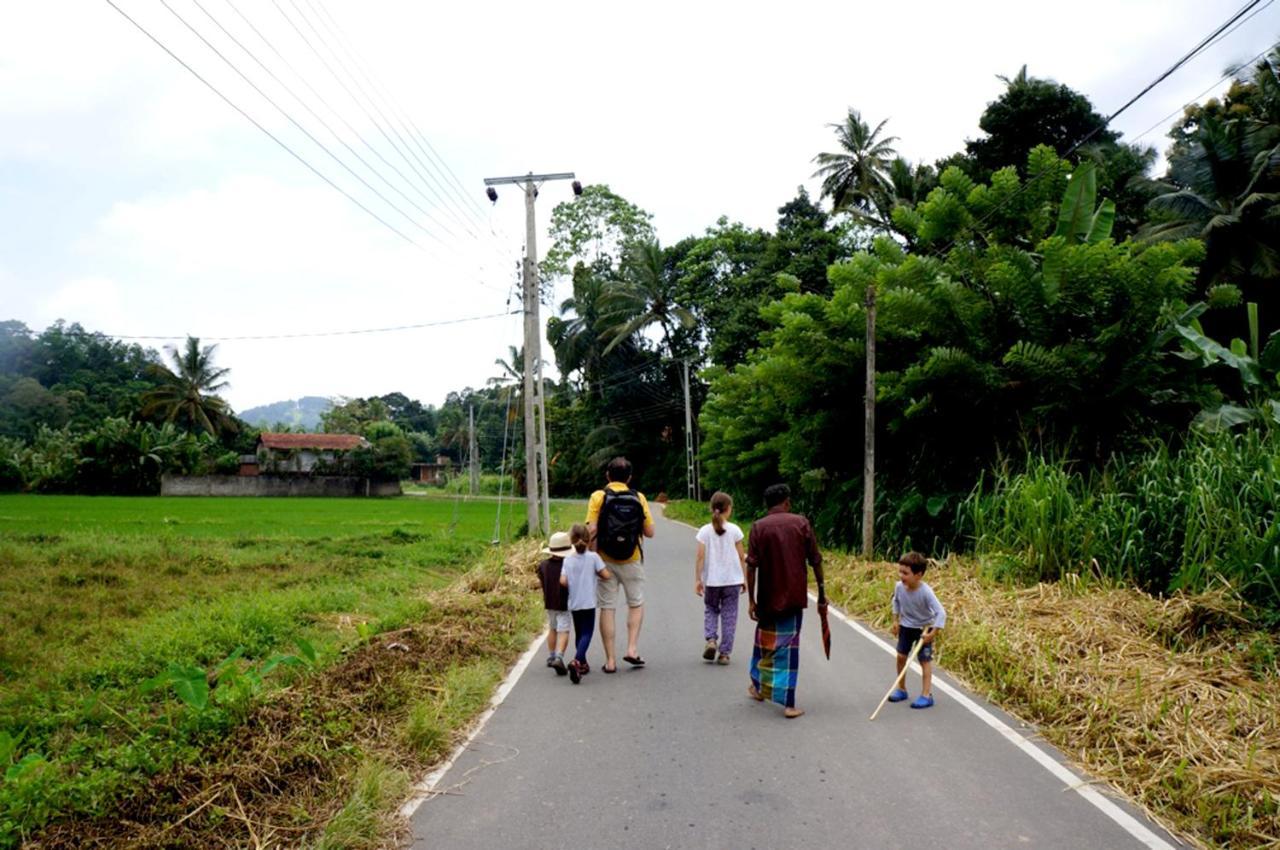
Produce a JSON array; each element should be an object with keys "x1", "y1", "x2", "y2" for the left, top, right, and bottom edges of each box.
[
  {"x1": 562, "y1": 549, "x2": 607, "y2": 611},
  {"x1": 696, "y1": 521, "x2": 745, "y2": 587}
]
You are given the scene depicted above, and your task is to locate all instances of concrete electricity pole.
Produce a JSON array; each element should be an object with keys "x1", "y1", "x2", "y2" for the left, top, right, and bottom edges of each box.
[
  {"x1": 682, "y1": 359, "x2": 696, "y2": 501},
  {"x1": 483, "y1": 172, "x2": 579, "y2": 537}
]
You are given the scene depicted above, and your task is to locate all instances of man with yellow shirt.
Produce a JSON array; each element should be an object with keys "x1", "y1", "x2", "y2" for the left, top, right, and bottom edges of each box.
[{"x1": 586, "y1": 456, "x2": 656, "y2": 672}]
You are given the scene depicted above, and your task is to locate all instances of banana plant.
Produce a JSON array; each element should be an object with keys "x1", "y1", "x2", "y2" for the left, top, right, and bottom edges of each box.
[
  {"x1": 1041, "y1": 162, "x2": 1117, "y2": 303},
  {"x1": 1175, "y1": 301, "x2": 1280, "y2": 430}
]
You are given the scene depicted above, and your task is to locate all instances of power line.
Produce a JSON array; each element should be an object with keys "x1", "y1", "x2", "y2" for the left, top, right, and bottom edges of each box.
[
  {"x1": 1129, "y1": 38, "x2": 1280, "y2": 145},
  {"x1": 271, "y1": 0, "x2": 480, "y2": 243},
  {"x1": 1103, "y1": 0, "x2": 1266, "y2": 131},
  {"x1": 103, "y1": 310, "x2": 516, "y2": 341},
  {"x1": 930, "y1": 0, "x2": 1268, "y2": 257},
  {"x1": 202, "y1": 0, "x2": 473, "y2": 241},
  {"x1": 103, "y1": 0, "x2": 435, "y2": 253},
  {"x1": 158, "y1": 0, "x2": 462, "y2": 252},
  {"x1": 299, "y1": 0, "x2": 485, "y2": 236},
  {"x1": 307, "y1": 0, "x2": 495, "y2": 227}
]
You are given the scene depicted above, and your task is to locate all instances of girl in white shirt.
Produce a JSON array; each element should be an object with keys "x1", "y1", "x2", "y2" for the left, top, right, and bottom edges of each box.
[
  {"x1": 694, "y1": 492, "x2": 747, "y2": 664},
  {"x1": 559, "y1": 523, "x2": 611, "y2": 684}
]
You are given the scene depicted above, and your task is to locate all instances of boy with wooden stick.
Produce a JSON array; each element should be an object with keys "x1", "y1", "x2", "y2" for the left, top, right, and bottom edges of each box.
[{"x1": 887, "y1": 552, "x2": 946, "y2": 709}]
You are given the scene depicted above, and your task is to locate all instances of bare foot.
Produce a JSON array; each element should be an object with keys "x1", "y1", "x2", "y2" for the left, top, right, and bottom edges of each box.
[
  {"x1": 784, "y1": 707, "x2": 805, "y2": 719},
  {"x1": 747, "y1": 685, "x2": 764, "y2": 702}
]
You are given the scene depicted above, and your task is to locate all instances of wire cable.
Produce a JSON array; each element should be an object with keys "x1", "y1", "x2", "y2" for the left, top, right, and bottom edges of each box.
[
  {"x1": 300, "y1": 0, "x2": 490, "y2": 234},
  {"x1": 306, "y1": 0, "x2": 496, "y2": 226},
  {"x1": 298, "y1": 0, "x2": 488, "y2": 238},
  {"x1": 157, "y1": 0, "x2": 467, "y2": 252},
  {"x1": 928, "y1": 0, "x2": 1268, "y2": 258},
  {"x1": 1129, "y1": 38, "x2": 1280, "y2": 145},
  {"x1": 188, "y1": 0, "x2": 466, "y2": 243},
  {"x1": 272, "y1": 0, "x2": 481, "y2": 242},
  {"x1": 210, "y1": 0, "x2": 469, "y2": 232},
  {"x1": 103, "y1": 0, "x2": 436, "y2": 252},
  {"x1": 102, "y1": 310, "x2": 516, "y2": 341}
]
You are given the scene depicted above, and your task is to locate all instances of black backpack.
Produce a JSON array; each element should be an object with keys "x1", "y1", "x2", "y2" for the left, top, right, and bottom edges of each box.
[{"x1": 598, "y1": 488, "x2": 645, "y2": 562}]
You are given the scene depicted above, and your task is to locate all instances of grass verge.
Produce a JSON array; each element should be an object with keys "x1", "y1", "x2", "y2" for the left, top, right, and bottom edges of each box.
[
  {"x1": 824, "y1": 555, "x2": 1279, "y2": 849},
  {"x1": 24, "y1": 538, "x2": 546, "y2": 848}
]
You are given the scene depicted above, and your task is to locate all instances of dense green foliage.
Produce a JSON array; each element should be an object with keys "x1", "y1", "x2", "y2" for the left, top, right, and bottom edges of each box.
[
  {"x1": 966, "y1": 428, "x2": 1280, "y2": 622},
  {"x1": 530, "y1": 62, "x2": 1280, "y2": 624}
]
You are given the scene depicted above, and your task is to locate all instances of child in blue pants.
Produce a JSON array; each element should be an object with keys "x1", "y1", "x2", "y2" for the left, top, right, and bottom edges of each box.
[{"x1": 560, "y1": 523, "x2": 611, "y2": 684}]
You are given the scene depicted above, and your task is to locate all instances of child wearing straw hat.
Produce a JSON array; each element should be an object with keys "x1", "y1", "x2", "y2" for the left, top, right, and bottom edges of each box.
[
  {"x1": 538, "y1": 531, "x2": 574, "y2": 676},
  {"x1": 887, "y1": 552, "x2": 946, "y2": 709}
]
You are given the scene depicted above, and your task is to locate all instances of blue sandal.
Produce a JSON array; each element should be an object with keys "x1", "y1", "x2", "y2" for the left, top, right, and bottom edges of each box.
[
  {"x1": 887, "y1": 688, "x2": 909, "y2": 703},
  {"x1": 910, "y1": 695, "x2": 934, "y2": 709}
]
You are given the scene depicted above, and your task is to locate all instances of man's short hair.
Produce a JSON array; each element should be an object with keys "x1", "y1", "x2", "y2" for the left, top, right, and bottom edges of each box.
[
  {"x1": 606, "y1": 456, "x2": 633, "y2": 483},
  {"x1": 763, "y1": 483, "x2": 790, "y2": 508},
  {"x1": 899, "y1": 552, "x2": 929, "y2": 575}
]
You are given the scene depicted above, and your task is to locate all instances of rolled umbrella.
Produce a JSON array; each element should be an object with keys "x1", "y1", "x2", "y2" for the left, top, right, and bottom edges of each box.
[{"x1": 818, "y1": 596, "x2": 831, "y2": 659}]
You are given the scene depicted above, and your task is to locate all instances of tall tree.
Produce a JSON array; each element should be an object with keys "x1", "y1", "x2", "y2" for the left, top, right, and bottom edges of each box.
[
  {"x1": 140, "y1": 337, "x2": 235, "y2": 437},
  {"x1": 600, "y1": 241, "x2": 696, "y2": 356},
  {"x1": 964, "y1": 65, "x2": 1119, "y2": 179},
  {"x1": 811, "y1": 109, "x2": 899, "y2": 227},
  {"x1": 540, "y1": 184, "x2": 656, "y2": 282}
]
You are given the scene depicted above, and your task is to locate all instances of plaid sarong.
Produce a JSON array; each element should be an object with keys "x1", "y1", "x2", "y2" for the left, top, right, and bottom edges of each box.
[{"x1": 750, "y1": 611, "x2": 802, "y2": 708}]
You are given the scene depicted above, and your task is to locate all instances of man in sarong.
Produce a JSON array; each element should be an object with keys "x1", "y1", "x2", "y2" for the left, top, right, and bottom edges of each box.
[{"x1": 746, "y1": 483, "x2": 825, "y2": 719}]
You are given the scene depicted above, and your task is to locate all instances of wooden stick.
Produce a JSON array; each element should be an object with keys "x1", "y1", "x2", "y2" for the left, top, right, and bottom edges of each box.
[{"x1": 869, "y1": 636, "x2": 924, "y2": 721}]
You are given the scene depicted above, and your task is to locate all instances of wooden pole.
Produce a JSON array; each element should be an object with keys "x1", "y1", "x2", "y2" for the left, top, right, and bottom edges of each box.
[
  {"x1": 862, "y1": 283, "x2": 876, "y2": 557},
  {"x1": 869, "y1": 635, "x2": 923, "y2": 721}
]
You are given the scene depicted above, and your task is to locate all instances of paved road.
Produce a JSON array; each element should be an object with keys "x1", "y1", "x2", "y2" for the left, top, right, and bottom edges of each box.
[{"x1": 408, "y1": 508, "x2": 1185, "y2": 849}]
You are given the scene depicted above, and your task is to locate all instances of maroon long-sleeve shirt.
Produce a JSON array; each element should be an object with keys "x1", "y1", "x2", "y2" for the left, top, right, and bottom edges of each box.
[{"x1": 747, "y1": 506, "x2": 823, "y2": 616}]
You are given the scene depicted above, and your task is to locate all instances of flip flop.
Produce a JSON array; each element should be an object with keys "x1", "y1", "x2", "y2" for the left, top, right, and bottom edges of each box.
[
  {"x1": 623, "y1": 655, "x2": 646, "y2": 667},
  {"x1": 602, "y1": 664, "x2": 617, "y2": 674}
]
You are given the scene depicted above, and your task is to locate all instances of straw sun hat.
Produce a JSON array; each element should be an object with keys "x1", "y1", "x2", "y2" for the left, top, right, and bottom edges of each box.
[{"x1": 542, "y1": 531, "x2": 573, "y2": 556}]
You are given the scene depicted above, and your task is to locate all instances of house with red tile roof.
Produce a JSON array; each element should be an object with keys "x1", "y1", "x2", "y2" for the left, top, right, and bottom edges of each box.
[{"x1": 254, "y1": 432, "x2": 368, "y2": 474}]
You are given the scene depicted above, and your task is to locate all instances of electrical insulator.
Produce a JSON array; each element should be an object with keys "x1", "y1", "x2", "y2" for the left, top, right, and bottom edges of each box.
[
  {"x1": 486, "y1": 187, "x2": 498, "y2": 203},
  {"x1": 572, "y1": 180, "x2": 583, "y2": 196}
]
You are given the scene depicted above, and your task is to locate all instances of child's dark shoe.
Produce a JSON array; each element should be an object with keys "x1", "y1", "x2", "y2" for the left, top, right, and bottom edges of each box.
[
  {"x1": 568, "y1": 660, "x2": 581, "y2": 684},
  {"x1": 910, "y1": 695, "x2": 934, "y2": 709},
  {"x1": 552, "y1": 655, "x2": 567, "y2": 676},
  {"x1": 887, "y1": 688, "x2": 909, "y2": 703},
  {"x1": 703, "y1": 639, "x2": 718, "y2": 660},
  {"x1": 546, "y1": 655, "x2": 556, "y2": 667}
]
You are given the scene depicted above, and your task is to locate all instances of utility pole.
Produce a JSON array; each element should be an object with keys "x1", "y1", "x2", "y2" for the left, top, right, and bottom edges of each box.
[
  {"x1": 468, "y1": 404, "x2": 480, "y2": 497},
  {"x1": 681, "y1": 359, "x2": 695, "y2": 501},
  {"x1": 862, "y1": 284, "x2": 876, "y2": 557},
  {"x1": 483, "y1": 172, "x2": 579, "y2": 537}
]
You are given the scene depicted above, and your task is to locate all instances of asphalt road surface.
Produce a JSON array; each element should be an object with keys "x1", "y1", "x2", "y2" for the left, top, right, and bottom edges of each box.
[{"x1": 408, "y1": 507, "x2": 1186, "y2": 849}]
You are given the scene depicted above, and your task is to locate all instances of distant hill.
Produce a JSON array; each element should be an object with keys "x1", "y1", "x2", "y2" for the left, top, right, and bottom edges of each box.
[{"x1": 237, "y1": 396, "x2": 331, "y2": 430}]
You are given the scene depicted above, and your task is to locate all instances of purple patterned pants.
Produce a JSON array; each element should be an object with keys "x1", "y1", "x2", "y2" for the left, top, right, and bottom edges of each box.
[{"x1": 703, "y1": 584, "x2": 742, "y2": 656}]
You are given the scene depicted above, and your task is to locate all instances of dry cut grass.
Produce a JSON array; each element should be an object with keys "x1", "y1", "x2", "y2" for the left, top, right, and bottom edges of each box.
[{"x1": 824, "y1": 555, "x2": 1279, "y2": 850}]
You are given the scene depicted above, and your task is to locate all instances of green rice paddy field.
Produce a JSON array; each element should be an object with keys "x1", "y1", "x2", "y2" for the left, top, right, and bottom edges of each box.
[{"x1": 0, "y1": 493, "x2": 577, "y2": 845}]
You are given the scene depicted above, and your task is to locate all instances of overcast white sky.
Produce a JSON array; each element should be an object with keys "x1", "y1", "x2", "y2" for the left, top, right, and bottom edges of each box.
[{"x1": 2, "y1": 0, "x2": 1277, "y2": 413}]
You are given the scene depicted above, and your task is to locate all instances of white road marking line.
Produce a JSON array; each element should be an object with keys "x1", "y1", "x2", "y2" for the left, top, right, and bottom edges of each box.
[
  {"x1": 399, "y1": 631, "x2": 545, "y2": 819},
  {"x1": 661, "y1": 505, "x2": 1177, "y2": 849}
]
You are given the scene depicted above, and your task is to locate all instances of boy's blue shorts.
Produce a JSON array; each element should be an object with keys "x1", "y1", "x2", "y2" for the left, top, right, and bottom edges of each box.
[{"x1": 896, "y1": 626, "x2": 934, "y2": 661}]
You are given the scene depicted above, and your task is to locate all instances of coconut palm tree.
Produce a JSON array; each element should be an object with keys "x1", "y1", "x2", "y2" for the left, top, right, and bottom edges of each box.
[
  {"x1": 811, "y1": 109, "x2": 900, "y2": 228},
  {"x1": 547, "y1": 266, "x2": 611, "y2": 380},
  {"x1": 599, "y1": 240, "x2": 695, "y2": 355},
  {"x1": 141, "y1": 337, "x2": 236, "y2": 437},
  {"x1": 1142, "y1": 115, "x2": 1280, "y2": 287}
]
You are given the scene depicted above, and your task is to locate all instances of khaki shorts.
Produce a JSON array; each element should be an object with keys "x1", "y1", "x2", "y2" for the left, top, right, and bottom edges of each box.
[{"x1": 596, "y1": 560, "x2": 645, "y2": 608}]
